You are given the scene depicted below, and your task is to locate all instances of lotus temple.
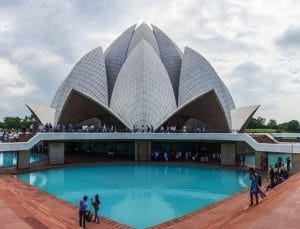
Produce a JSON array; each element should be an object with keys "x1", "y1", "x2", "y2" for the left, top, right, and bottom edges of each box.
[
  {"x1": 26, "y1": 23, "x2": 258, "y2": 133},
  {"x1": 1, "y1": 23, "x2": 300, "y2": 229}
]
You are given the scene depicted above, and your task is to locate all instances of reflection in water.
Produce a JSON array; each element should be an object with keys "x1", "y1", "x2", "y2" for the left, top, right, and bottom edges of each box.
[
  {"x1": 18, "y1": 165, "x2": 249, "y2": 229},
  {"x1": 0, "y1": 152, "x2": 46, "y2": 167}
]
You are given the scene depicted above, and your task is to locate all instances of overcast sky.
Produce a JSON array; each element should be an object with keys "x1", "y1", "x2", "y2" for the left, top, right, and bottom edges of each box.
[{"x1": 0, "y1": 0, "x2": 299, "y2": 123}]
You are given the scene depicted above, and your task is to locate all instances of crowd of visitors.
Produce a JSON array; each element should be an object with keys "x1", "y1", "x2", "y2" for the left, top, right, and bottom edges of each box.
[
  {"x1": 265, "y1": 157, "x2": 290, "y2": 191},
  {"x1": 0, "y1": 123, "x2": 213, "y2": 143},
  {"x1": 0, "y1": 130, "x2": 19, "y2": 142},
  {"x1": 151, "y1": 150, "x2": 221, "y2": 164}
]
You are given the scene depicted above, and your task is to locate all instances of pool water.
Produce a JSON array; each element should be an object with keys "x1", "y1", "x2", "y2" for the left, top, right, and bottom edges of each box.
[
  {"x1": 18, "y1": 164, "x2": 250, "y2": 228},
  {"x1": 0, "y1": 152, "x2": 46, "y2": 167}
]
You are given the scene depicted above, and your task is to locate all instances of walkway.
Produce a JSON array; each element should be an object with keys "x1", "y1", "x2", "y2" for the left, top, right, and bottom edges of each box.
[
  {"x1": 0, "y1": 174, "x2": 130, "y2": 229},
  {"x1": 1, "y1": 172, "x2": 300, "y2": 228},
  {"x1": 153, "y1": 172, "x2": 300, "y2": 228}
]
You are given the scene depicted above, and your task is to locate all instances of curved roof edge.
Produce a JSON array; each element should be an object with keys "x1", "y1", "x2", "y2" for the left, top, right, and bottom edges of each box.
[
  {"x1": 26, "y1": 104, "x2": 55, "y2": 125},
  {"x1": 178, "y1": 47, "x2": 235, "y2": 128},
  {"x1": 155, "y1": 89, "x2": 230, "y2": 131},
  {"x1": 51, "y1": 46, "x2": 108, "y2": 123},
  {"x1": 231, "y1": 105, "x2": 260, "y2": 132},
  {"x1": 57, "y1": 88, "x2": 132, "y2": 130}
]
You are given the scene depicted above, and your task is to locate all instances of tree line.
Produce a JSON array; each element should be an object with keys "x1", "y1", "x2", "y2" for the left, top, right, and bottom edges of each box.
[
  {"x1": 0, "y1": 115, "x2": 300, "y2": 133},
  {"x1": 0, "y1": 115, "x2": 38, "y2": 131},
  {"x1": 247, "y1": 117, "x2": 300, "y2": 132}
]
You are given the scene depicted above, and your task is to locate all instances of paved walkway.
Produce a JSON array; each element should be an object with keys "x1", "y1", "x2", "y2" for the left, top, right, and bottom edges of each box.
[
  {"x1": 153, "y1": 172, "x2": 300, "y2": 229},
  {"x1": 1, "y1": 172, "x2": 300, "y2": 229},
  {"x1": 0, "y1": 174, "x2": 130, "y2": 229}
]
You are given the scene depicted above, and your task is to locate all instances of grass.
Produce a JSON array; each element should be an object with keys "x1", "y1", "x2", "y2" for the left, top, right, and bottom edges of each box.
[{"x1": 245, "y1": 129, "x2": 278, "y2": 133}]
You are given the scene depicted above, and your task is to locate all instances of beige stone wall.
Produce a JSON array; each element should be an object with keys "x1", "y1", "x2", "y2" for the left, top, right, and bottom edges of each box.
[
  {"x1": 49, "y1": 142, "x2": 64, "y2": 165},
  {"x1": 17, "y1": 150, "x2": 30, "y2": 169},
  {"x1": 135, "y1": 141, "x2": 151, "y2": 161},
  {"x1": 292, "y1": 154, "x2": 300, "y2": 174},
  {"x1": 221, "y1": 143, "x2": 236, "y2": 165}
]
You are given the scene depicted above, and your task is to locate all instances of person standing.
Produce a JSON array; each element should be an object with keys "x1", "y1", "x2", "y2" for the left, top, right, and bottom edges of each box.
[
  {"x1": 79, "y1": 196, "x2": 88, "y2": 228},
  {"x1": 91, "y1": 194, "x2": 101, "y2": 224},
  {"x1": 286, "y1": 157, "x2": 291, "y2": 172}
]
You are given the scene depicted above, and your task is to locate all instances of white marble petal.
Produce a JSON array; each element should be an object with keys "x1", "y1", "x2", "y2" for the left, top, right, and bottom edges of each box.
[{"x1": 110, "y1": 39, "x2": 177, "y2": 130}]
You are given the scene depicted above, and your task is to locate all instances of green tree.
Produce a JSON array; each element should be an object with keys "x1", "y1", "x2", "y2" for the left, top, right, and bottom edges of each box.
[
  {"x1": 247, "y1": 116, "x2": 266, "y2": 129},
  {"x1": 267, "y1": 119, "x2": 277, "y2": 129},
  {"x1": 1, "y1": 115, "x2": 38, "y2": 131},
  {"x1": 286, "y1": 120, "x2": 299, "y2": 131},
  {"x1": 3, "y1": 117, "x2": 22, "y2": 130}
]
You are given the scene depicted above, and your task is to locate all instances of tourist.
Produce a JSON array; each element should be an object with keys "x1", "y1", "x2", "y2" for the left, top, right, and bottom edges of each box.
[
  {"x1": 184, "y1": 151, "x2": 189, "y2": 162},
  {"x1": 286, "y1": 156, "x2": 291, "y2": 171},
  {"x1": 260, "y1": 155, "x2": 264, "y2": 170},
  {"x1": 254, "y1": 170, "x2": 266, "y2": 199},
  {"x1": 164, "y1": 152, "x2": 169, "y2": 162},
  {"x1": 79, "y1": 195, "x2": 88, "y2": 228},
  {"x1": 266, "y1": 166, "x2": 275, "y2": 191},
  {"x1": 160, "y1": 126, "x2": 164, "y2": 132},
  {"x1": 249, "y1": 168, "x2": 258, "y2": 206},
  {"x1": 91, "y1": 194, "x2": 100, "y2": 224}
]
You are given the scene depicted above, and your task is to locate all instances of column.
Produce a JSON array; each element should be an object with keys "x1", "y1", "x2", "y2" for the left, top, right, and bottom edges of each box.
[
  {"x1": 135, "y1": 141, "x2": 151, "y2": 162},
  {"x1": 221, "y1": 143, "x2": 236, "y2": 165},
  {"x1": 17, "y1": 150, "x2": 31, "y2": 169},
  {"x1": 292, "y1": 153, "x2": 300, "y2": 174},
  {"x1": 49, "y1": 142, "x2": 65, "y2": 165}
]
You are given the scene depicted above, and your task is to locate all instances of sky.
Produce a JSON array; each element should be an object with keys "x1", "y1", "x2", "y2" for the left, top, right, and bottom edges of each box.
[{"x1": 0, "y1": 0, "x2": 299, "y2": 123}]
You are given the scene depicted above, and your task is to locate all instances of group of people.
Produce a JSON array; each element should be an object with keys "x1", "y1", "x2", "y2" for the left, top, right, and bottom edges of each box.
[
  {"x1": 152, "y1": 150, "x2": 221, "y2": 164},
  {"x1": 249, "y1": 168, "x2": 266, "y2": 206},
  {"x1": 266, "y1": 164, "x2": 289, "y2": 191},
  {"x1": 249, "y1": 156, "x2": 291, "y2": 206},
  {"x1": 1, "y1": 130, "x2": 19, "y2": 142},
  {"x1": 79, "y1": 194, "x2": 101, "y2": 228}
]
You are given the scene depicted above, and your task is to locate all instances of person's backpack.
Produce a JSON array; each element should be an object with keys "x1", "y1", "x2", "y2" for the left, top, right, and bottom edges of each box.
[
  {"x1": 258, "y1": 174, "x2": 262, "y2": 186},
  {"x1": 86, "y1": 210, "x2": 93, "y2": 222}
]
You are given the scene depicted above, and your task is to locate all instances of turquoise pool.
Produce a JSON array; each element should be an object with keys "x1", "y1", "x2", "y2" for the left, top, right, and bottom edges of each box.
[
  {"x1": 0, "y1": 152, "x2": 46, "y2": 168},
  {"x1": 18, "y1": 164, "x2": 250, "y2": 228}
]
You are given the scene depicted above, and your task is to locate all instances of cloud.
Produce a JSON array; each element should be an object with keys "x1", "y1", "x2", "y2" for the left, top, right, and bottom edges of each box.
[
  {"x1": 0, "y1": 58, "x2": 35, "y2": 95},
  {"x1": 276, "y1": 25, "x2": 300, "y2": 49},
  {"x1": 0, "y1": 58, "x2": 36, "y2": 115},
  {"x1": 0, "y1": 0, "x2": 299, "y2": 123},
  {"x1": 228, "y1": 61, "x2": 300, "y2": 122}
]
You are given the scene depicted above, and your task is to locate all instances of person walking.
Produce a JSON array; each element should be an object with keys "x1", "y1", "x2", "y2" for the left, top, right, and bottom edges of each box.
[
  {"x1": 254, "y1": 170, "x2": 266, "y2": 199},
  {"x1": 249, "y1": 168, "x2": 258, "y2": 206},
  {"x1": 91, "y1": 194, "x2": 101, "y2": 224},
  {"x1": 79, "y1": 196, "x2": 88, "y2": 228}
]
